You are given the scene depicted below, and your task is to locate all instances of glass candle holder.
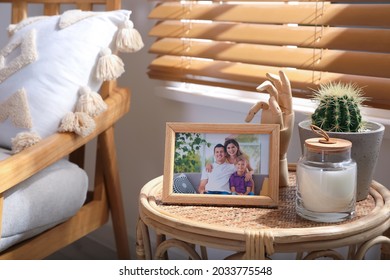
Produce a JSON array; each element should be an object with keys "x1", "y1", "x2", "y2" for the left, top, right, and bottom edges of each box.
[{"x1": 296, "y1": 126, "x2": 357, "y2": 223}]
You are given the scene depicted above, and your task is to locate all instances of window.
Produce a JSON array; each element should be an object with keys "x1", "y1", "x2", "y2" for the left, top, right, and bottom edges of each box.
[{"x1": 147, "y1": 0, "x2": 390, "y2": 111}]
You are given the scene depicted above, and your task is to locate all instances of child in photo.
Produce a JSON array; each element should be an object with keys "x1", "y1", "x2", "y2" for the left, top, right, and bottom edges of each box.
[{"x1": 229, "y1": 156, "x2": 254, "y2": 195}]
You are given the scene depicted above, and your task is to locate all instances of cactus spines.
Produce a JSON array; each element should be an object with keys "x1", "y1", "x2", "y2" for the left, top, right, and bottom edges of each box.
[{"x1": 311, "y1": 82, "x2": 365, "y2": 132}]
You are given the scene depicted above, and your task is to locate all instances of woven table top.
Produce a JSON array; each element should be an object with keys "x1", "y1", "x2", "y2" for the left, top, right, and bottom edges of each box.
[{"x1": 151, "y1": 172, "x2": 376, "y2": 230}]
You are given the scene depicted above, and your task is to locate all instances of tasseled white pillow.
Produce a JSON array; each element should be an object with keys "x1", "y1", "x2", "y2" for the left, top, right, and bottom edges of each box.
[{"x1": 0, "y1": 9, "x2": 143, "y2": 153}]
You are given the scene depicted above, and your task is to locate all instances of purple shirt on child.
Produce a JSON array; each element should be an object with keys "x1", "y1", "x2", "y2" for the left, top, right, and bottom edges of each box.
[{"x1": 229, "y1": 172, "x2": 252, "y2": 194}]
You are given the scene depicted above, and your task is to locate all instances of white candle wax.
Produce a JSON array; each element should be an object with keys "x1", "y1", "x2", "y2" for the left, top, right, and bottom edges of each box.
[{"x1": 297, "y1": 165, "x2": 356, "y2": 212}]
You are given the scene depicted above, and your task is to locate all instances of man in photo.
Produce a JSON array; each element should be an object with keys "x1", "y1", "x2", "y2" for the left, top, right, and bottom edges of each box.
[{"x1": 197, "y1": 144, "x2": 236, "y2": 194}]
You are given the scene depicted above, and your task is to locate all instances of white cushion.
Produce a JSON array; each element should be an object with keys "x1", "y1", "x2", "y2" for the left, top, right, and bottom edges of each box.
[
  {"x1": 0, "y1": 148, "x2": 88, "y2": 253},
  {"x1": 0, "y1": 10, "x2": 134, "y2": 151}
]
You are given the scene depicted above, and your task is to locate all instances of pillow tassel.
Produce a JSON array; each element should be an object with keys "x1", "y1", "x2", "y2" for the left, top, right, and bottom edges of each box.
[
  {"x1": 58, "y1": 112, "x2": 77, "y2": 132},
  {"x1": 96, "y1": 48, "x2": 125, "y2": 81},
  {"x1": 11, "y1": 131, "x2": 41, "y2": 154},
  {"x1": 58, "y1": 112, "x2": 96, "y2": 137},
  {"x1": 7, "y1": 24, "x2": 16, "y2": 36},
  {"x1": 116, "y1": 19, "x2": 144, "y2": 53},
  {"x1": 76, "y1": 86, "x2": 107, "y2": 117},
  {"x1": 73, "y1": 112, "x2": 95, "y2": 137}
]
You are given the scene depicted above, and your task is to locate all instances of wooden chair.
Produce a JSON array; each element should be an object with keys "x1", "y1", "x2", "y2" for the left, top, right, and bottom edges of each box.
[{"x1": 0, "y1": 0, "x2": 130, "y2": 259}]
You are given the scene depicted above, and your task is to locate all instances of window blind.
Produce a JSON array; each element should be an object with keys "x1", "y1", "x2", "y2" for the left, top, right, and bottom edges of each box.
[{"x1": 147, "y1": 0, "x2": 390, "y2": 110}]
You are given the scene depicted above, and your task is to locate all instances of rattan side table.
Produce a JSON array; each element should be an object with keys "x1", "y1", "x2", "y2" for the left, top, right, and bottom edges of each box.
[{"x1": 136, "y1": 171, "x2": 390, "y2": 260}]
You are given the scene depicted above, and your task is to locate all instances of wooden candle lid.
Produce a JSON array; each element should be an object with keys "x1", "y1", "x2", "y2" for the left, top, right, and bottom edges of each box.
[
  {"x1": 305, "y1": 125, "x2": 352, "y2": 152},
  {"x1": 305, "y1": 137, "x2": 352, "y2": 152}
]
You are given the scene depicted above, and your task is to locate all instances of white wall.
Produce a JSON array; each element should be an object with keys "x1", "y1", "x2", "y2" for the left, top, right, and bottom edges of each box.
[{"x1": 0, "y1": 1, "x2": 388, "y2": 259}]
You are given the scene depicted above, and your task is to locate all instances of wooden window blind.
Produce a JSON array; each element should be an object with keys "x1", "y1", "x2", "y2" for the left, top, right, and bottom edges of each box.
[{"x1": 147, "y1": 0, "x2": 390, "y2": 110}]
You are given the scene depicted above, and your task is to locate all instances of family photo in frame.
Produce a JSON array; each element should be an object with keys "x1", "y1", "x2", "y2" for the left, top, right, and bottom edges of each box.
[{"x1": 162, "y1": 122, "x2": 280, "y2": 207}]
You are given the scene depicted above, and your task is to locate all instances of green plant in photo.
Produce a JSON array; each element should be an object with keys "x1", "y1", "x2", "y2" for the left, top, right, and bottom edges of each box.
[
  {"x1": 311, "y1": 82, "x2": 366, "y2": 132},
  {"x1": 174, "y1": 133, "x2": 211, "y2": 173}
]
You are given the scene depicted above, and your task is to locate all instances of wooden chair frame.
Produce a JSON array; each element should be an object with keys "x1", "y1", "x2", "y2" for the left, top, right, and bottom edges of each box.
[{"x1": 0, "y1": 0, "x2": 130, "y2": 259}]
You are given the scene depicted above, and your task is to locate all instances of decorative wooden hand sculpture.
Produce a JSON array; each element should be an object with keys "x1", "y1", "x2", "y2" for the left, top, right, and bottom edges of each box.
[{"x1": 245, "y1": 71, "x2": 294, "y2": 187}]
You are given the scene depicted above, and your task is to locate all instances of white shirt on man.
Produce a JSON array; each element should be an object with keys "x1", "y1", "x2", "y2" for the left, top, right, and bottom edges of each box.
[{"x1": 201, "y1": 162, "x2": 235, "y2": 193}]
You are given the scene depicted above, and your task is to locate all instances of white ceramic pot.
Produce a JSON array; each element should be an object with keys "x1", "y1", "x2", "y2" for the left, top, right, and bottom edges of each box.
[{"x1": 298, "y1": 120, "x2": 385, "y2": 201}]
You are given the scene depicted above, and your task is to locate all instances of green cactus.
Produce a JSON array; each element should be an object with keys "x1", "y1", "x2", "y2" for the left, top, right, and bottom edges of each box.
[{"x1": 311, "y1": 82, "x2": 365, "y2": 132}]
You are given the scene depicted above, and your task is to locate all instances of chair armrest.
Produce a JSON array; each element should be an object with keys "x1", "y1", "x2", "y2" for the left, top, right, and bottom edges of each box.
[{"x1": 0, "y1": 87, "x2": 130, "y2": 194}]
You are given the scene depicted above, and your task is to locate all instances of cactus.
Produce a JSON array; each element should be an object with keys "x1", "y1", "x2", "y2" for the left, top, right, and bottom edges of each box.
[{"x1": 311, "y1": 82, "x2": 365, "y2": 132}]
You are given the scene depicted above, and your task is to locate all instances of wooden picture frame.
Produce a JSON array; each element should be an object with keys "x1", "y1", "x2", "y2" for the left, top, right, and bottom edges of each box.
[{"x1": 162, "y1": 122, "x2": 280, "y2": 207}]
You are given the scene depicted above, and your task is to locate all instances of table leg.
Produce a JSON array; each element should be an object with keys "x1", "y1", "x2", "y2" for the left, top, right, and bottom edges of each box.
[
  {"x1": 303, "y1": 250, "x2": 344, "y2": 260},
  {"x1": 295, "y1": 252, "x2": 304, "y2": 260},
  {"x1": 381, "y1": 228, "x2": 390, "y2": 260},
  {"x1": 347, "y1": 245, "x2": 357, "y2": 259},
  {"x1": 156, "y1": 233, "x2": 168, "y2": 259},
  {"x1": 136, "y1": 218, "x2": 152, "y2": 260},
  {"x1": 154, "y1": 239, "x2": 201, "y2": 260},
  {"x1": 200, "y1": 246, "x2": 208, "y2": 260},
  {"x1": 354, "y1": 235, "x2": 390, "y2": 260}
]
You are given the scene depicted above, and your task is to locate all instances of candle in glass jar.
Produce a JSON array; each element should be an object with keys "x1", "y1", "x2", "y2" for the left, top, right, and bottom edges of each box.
[
  {"x1": 297, "y1": 165, "x2": 356, "y2": 212},
  {"x1": 296, "y1": 127, "x2": 357, "y2": 222}
]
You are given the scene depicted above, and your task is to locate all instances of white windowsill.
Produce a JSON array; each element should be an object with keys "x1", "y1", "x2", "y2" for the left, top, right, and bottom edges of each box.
[{"x1": 155, "y1": 82, "x2": 390, "y2": 139}]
